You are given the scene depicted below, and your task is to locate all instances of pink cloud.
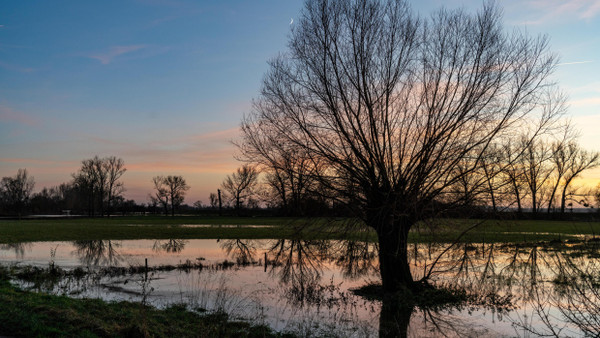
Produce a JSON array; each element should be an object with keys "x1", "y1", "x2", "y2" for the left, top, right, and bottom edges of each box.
[
  {"x1": 0, "y1": 60, "x2": 34, "y2": 73},
  {"x1": 87, "y1": 45, "x2": 148, "y2": 65},
  {"x1": 0, "y1": 105, "x2": 40, "y2": 126}
]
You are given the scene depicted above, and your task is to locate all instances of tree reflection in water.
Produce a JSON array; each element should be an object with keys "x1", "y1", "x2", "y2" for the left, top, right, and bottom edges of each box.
[
  {"x1": 54, "y1": 238, "x2": 600, "y2": 336},
  {"x1": 73, "y1": 240, "x2": 123, "y2": 266},
  {"x1": 218, "y1": 238, "x2": 600, "y2": 337},
  {"x1": 152, "y1": 239, "x2": 187, "y2": 253},
  {"x1": 0, "y1": 242, "x2": 30, "y2": 259},
  {"x1": 219, "y1": 239, "x2": 259, "y2": 264},
  {"x1": 508, "y1": 241, "x2": 600, "y2": 337},
  {"x1": 267, "y1": 239, "x2": 325, "y2": 299}
]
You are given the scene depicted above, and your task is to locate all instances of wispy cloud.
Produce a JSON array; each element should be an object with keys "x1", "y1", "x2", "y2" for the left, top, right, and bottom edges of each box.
[
  {"x1": 135, "y1": 0, "x2": 187, "y2": 8},
  {"x1": 0, "y1": 105, "x2": 39, "y2": 126},
  {"x1": 150, "y1": 15, "x2": 178, "y2": 26},
  {"x1": 87, "y1": 45, "x2": 148, "y2": 65},
  {"x1": 569, "y1": 97, "x2": 600, "y2": 107},
  {"x1": 520, "y1": 0, "x2": 600, "y2": 24},
  {"x1": 0, "y1": 60, "x2": 34, "y2": 73}
]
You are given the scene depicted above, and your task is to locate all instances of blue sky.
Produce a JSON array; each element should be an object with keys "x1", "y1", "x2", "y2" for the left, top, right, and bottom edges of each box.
[{"x1": 1, "y1": 0, "x2": 599, "y2": 203}]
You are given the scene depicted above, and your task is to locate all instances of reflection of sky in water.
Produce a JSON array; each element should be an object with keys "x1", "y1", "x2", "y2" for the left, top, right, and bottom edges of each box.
[{"x1": 0, "y1": 240, "x2": 597, "y2": 336}]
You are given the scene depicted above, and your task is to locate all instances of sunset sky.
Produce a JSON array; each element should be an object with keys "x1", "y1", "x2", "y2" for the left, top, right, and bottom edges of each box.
[{"x1": 1, "y1": 0, "x2": 599, "y2": 204}]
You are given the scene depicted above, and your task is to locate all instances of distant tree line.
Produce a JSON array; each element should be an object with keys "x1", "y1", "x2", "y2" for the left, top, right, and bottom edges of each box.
[
  {"x1": 0, "y1": 156, "x2": 199, "y2": 217},
  {"x1": 211, "y1": 164, "x2": 333, "y2": 217},
  {"x1": 445, "y1": 132, "x2": 600, "y2": 214},
  {"x1": 0, "y1": 156, "x2": 128, "y2": 217},
  {"x1": 226, "y1": 131, "x2": 600, "y2": 217},
  {"x1": 2, "y1": 144, "x2": 599, "y2": 217}
]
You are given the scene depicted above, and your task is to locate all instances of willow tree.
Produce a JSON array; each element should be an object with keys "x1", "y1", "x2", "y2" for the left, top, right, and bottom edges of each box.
[{"x1": 240, "y1": 0, "x2": 562, "y2": 292}]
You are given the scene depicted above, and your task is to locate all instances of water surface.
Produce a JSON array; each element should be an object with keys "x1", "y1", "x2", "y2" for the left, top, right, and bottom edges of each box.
[{"x1": 1, "y1": 239, "x2": 598, "y2": 337}]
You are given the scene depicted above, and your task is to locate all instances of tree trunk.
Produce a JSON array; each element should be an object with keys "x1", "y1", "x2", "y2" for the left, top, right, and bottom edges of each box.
[
  {"x1": 513, "y1": 181, "x2": 522, "y2": 213},
  {"x1": 379, "y1": 298, "x2": 413, "y2": 338},
  {"x1": 374, "y1": 217, "x2": 414, "y2": 293},
  {"x1": 217, "y1": 189, "x2": 222, "y2": 216},
  {"x1": 531, "y1": 187, "x2": 537, "y2": 213},
  {"x1": 560, "y1": 184, "x2": 569, "y2": 213}
]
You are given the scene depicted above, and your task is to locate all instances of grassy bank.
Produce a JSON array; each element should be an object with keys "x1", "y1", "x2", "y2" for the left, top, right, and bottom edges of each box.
[
  {"x1": 0, "y1": 267, "x2": 290, "y2": 337},
  {"x1": 1, "y1": 216, "x2": 600, "y2": 244},
  {"x1": 0, "y1": 266, "x2": 288, "y2": 337}
]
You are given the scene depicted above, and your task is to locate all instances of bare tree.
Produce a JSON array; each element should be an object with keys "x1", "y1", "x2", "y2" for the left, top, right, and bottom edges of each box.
[
  {"x1": 208, "y1": 193, "x2": 217, "y2": 208},
  {"x1": 0, "y1": 168, "x2": 35, "y2": 217},
  {"x1": 558, "y1": 143, "x2": 600, "y2": 212},
  {"x1": 72, "y1": 156, "x2": 126, "y2": 217},
  {"x1": 164, "y1": 175, "x2": 190, "y2": 216},
  {"x1": 73, "y1": 158, "x2": 100, "y2": 216},
  {"x1": 547, "y1": 141, "x2": 571, "y2": 212},
  {"x1": 151, "y1": 175, "x2": 189, "y2": 216},
  {"x1": 103, "y1": 156, "x2": 126, "y2": 216},
  {"x1": 238, "y1": 111, "x2": 325, "y2": 215},
  {"x1": 480, "y1": 145, "x2": 506, "y2": 212},
  {"x1": 150, "y1": 176, "x2": 169, "y2": 215},
  {"x1": 221, "y1": 165, "x2": 258, "y2": 215},
  {"x1": 520, "y1": 138, "x2": 554, "y2": 213},
  {"x1": 239, "y1": 0, "x2": 562, "y2": 292}
]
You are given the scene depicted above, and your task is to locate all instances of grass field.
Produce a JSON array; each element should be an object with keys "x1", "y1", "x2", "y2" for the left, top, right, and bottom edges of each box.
[{"x1": 1, "y1": 215, "x2": 600, "y2": 244}]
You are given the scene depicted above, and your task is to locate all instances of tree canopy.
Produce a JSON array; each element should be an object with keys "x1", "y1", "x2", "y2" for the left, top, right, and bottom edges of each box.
[{"x1": 239, "y1": 0, "x2": 563, "y2": 292}]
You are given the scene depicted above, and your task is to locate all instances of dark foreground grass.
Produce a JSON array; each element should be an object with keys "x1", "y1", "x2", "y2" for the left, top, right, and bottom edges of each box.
[
  {"x1": 1, "y1": 215, "x2": 600, "y2": 244},
  {"x1": 0, "y1": 266, "x2": 290, "y2": 337}
]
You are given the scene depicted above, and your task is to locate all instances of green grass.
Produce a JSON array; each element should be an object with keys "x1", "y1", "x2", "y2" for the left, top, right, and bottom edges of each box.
[
  {"x1": 1, "y1": 216, "x2": 600, "y2": 244},
  {"x1": 0, "y1": 216, "x2": 332, "y2": 243},
  {"x1": 412, "y1": 218, "x2": 600, "y2": 243},
  {"x1": 0, "y1": 266, "x2": 289, "y2": 337}
]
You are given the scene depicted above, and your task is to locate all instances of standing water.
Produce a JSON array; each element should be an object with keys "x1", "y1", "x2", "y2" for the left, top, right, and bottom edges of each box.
[{"x1": 1, "y1": 239, "x2": 599, "y2": 337}]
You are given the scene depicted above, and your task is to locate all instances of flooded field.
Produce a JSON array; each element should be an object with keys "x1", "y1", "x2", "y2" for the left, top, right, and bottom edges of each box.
[{"x1": 1, "y1": 238, "x2": 599, "y2": 337}]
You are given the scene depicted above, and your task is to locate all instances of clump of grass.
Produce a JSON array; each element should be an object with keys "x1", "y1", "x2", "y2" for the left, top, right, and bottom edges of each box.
[
  {"x1": 352, "y1": 281, "x2": 513, "y2": 312},
  {"x1": 352, "y1": 282, "x2": 466, "y2": 308}
]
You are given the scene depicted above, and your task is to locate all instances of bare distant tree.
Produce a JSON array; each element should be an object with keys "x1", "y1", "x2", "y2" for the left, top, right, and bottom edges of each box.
[
  {"x1": 72, "y1": 156, "x2": 126, "y2": 217},
  {"x1": 547, "y1": 141, "x2": 571, "y2": 212},
  {"x1": 238, "y1": 113, "x2": 324, "y2": 215},
  {"x1": 0, "y1": 168, "x2": 35, "y2": 217},
  {"x1": 73, "y1": 158, "x2": 100, "y2": 216},
  {"x1": 209, "y1": 193, "x2": 218, "y2": 209},
  {"x1": 193, "y1": 200, "x2": 203, "y2": 210},
  {"x1": 150, "y1": 176, "x2": 169, "y2": 215},
  {"x1": 501, "y1": 140, "x2": 528, "y2": 213},
  {"x1": 150, "y1": 175, "x2": 189, "y2": 216},
  {"x1": 164, "y1": 175, "x2": 189, "y2": 216},
  {"x1": 239, "y1": 0, "x2": 563, "y2": 292},
  {"x1": 520, "y1": 139, "x2": 555, "y2": 213},
  {"x1": 558, "y1": 143, "x2": 600, "y2": 212},
  {"x1": 103, "y1": 156, "x2": 126, "y2": 216},
  {"x1": 480, "y1": 145, "x2": 506, "y2": 212},
  {"x1": 221, "y1": 165, "x2": 258, "y2": 215}
]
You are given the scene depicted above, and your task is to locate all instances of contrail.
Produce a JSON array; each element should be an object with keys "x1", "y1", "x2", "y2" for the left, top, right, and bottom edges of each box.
[{"x1": 557, "y1": 60, "x2": 593, "y2": 66}]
